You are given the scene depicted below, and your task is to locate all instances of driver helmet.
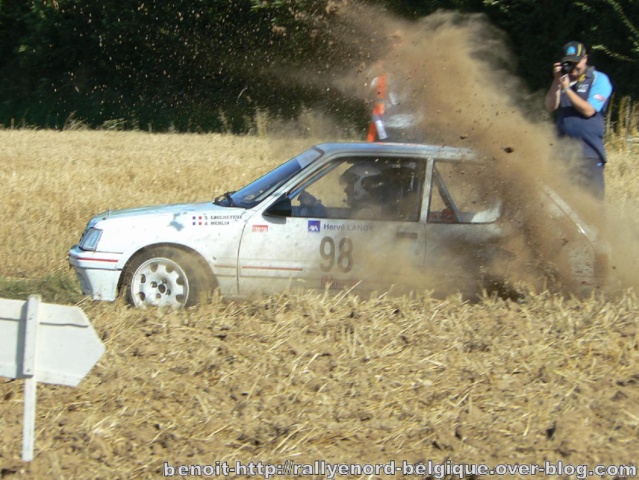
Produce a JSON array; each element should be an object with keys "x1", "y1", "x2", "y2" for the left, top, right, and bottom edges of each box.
[{"x1": 340, "y1": 163, "x2": 385, "y2": 207}]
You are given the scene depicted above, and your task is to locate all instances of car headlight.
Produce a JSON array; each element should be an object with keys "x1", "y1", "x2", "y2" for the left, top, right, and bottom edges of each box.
[{"x1": 79, "y1": 228, "x2": 103, "y2": 251}]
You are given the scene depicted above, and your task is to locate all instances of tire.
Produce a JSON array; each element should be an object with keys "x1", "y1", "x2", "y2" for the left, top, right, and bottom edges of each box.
[{"x1": 123, "y1": 248, "x2": 208, "y2": 308}]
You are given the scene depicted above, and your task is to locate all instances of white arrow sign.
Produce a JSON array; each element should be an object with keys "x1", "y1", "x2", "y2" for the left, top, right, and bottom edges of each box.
[{"x1": 0, "y1": 295, "x2": 105, "y2": 461}]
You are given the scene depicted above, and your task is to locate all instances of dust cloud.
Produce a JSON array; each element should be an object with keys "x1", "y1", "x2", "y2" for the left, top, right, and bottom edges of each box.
[
  {"x1": 261, "y1": 4, "x2": 636, "y2": 297},
  {"x1": 322, "y1": 6, "x2": 636, "y2": 297}
]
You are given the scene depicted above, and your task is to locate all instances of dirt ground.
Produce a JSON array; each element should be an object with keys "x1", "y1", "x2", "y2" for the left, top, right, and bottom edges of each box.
[
  {"x1": 2, "y1": 291, "x2": 639, "y2": 479},
  {"x1": 0, "y1": 128, "x2": 637, "y2": 480}
]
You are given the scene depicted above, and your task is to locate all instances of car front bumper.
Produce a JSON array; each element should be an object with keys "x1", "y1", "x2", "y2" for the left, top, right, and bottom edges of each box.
[{"x1": 68, "y1": 246, "x2": 123, "y2": 301}]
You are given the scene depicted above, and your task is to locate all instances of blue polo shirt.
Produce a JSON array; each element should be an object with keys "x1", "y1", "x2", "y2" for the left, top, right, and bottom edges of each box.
[{"x1": 556, "y1": 67, "x2": 613, "y2": 163}]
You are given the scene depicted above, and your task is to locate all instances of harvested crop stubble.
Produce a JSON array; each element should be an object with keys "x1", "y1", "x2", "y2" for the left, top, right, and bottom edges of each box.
[
  {"x1": 1, "y1": 290, "x2": 639, "y2": 477},
  {"x1": 2, "y1": 108, "x2": 639, "y2": 477}
]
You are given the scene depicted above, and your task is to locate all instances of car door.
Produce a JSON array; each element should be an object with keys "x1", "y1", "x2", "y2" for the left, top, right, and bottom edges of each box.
[
  {"x1": 423, "y1": 158, "x2": 505, "y2": 295},
  {"x1": 236, "y1": 154, "x2": 428, "y2": 297}
]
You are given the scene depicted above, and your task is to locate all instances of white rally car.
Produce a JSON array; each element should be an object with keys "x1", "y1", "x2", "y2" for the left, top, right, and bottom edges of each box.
[{"x1": 68, "y1": 142, "x2": 609, "y2": 307}]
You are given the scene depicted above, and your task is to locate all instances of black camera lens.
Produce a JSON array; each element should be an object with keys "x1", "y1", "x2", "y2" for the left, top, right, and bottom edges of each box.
[{"x1": 561, "y1": 61, "x2": 574, "y2": 75}]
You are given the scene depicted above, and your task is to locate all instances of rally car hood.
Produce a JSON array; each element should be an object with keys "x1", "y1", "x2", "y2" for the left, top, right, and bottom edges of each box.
[
  {"x1": 87, "y1": 201, "x2": 245, "y2": 227},
  {"x1": 78, "y1": 201, "x2": 250, "y2": 256}
]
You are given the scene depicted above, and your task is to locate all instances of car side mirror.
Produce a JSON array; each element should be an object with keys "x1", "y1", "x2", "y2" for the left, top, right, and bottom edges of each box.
[{"x1": 265, "y1": 195, "x2": 292, "y2": 217}]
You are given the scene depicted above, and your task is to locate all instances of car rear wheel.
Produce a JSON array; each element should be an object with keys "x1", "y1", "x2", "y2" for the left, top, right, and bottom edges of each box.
[{"x1": 124, "y1": 248, "x2": 207, "y2": 308}]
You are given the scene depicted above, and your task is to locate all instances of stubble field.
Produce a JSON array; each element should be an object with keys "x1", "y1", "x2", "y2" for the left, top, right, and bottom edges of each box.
[{"x1": 0, "y1": 130, "x2": 639, "y2": 479}]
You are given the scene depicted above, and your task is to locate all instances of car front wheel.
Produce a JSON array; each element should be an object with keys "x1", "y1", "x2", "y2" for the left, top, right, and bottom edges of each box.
[{"x1": 124, "y1": 248, "x2": 206, "y2": 308}]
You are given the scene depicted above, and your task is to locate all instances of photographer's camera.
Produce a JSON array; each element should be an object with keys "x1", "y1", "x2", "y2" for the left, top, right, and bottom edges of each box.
[{"x1": 561, "y1": 61, "x2": 574, "y2": 75}]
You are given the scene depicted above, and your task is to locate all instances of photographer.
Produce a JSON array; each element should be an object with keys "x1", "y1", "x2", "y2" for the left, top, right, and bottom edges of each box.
[{"x1": 545, "y1": 41, "x2": 613, "y2": 199}]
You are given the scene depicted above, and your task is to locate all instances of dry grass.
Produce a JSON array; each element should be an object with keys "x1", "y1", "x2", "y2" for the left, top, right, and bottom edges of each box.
[
  {"x1": 0, "y1": 130, "x2": 308, "y2": 279},
  {"x1": 1, "y1": 130, "x2": 639, "y2": 478}
]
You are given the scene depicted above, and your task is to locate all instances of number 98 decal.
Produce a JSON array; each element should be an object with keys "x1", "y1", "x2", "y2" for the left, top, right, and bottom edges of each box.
[{"x1": 320, "y1": 236, "x2": 353, "y2": 273}]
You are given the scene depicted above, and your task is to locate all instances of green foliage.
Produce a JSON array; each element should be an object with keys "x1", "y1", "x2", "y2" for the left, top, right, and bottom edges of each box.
[
  {"x1": 0, "y1": 0, "x2": 637, "y2": 131},
  {"x1": 461, "y1": 0, "x2": 639, "y2": 95},
  {"x1": 572, "y1": 0, "x2": 639, "y2": 99},
  {"x1": 0, "y1": 0, "x2": 369, "y2": 131}
]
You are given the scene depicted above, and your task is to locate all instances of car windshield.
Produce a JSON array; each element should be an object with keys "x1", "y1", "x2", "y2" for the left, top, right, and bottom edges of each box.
[{"x1": 217, "y1": 147, "x2": 322, "y2": 209}]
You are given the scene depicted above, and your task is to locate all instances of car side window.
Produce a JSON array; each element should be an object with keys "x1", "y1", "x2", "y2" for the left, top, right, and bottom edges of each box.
[
  {"x1": 289, "y1": 157, "x2": 425, "y2": 222},
  {"x1": 428, "y1": 161, "x2": 502, "y2": 224}
]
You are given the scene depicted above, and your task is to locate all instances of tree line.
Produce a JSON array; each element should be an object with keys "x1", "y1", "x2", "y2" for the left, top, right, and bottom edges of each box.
[{"x1": 0, "y1": 0, "x2": 637, "y2": 132}]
